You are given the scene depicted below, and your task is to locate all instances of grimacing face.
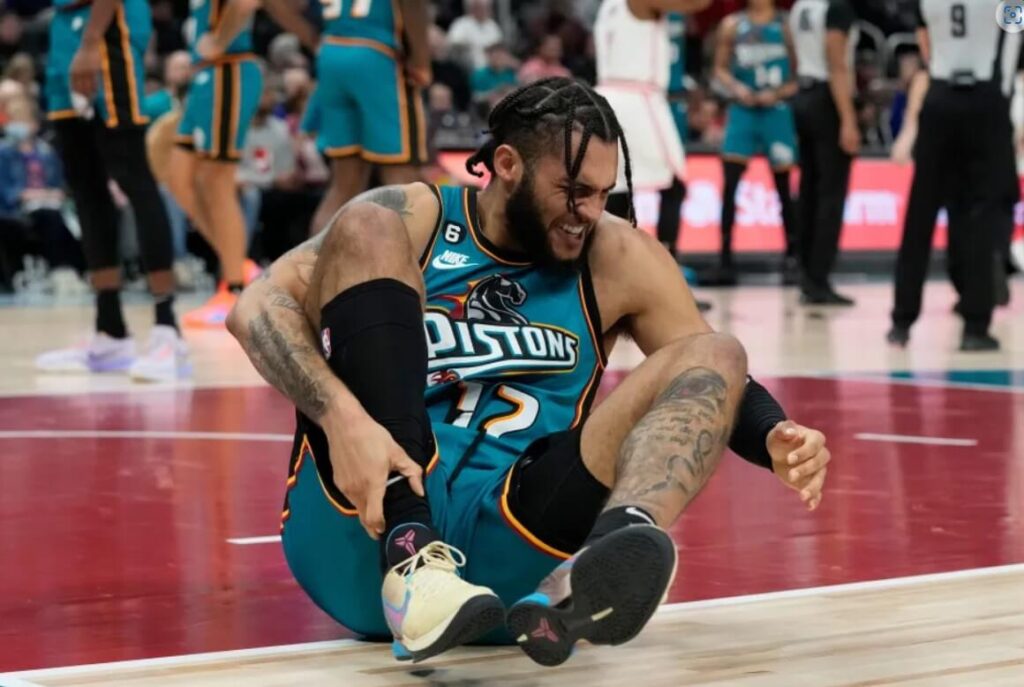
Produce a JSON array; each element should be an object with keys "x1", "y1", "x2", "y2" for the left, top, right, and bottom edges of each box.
[{"x1": 504, "y1": 133, "x2": 618, "y2": 268}]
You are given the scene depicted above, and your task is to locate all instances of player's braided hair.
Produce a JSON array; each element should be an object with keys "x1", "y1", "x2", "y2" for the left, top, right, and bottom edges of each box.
[{"x1": 466, "y1": 77, "x2": 636, "y2": 226}]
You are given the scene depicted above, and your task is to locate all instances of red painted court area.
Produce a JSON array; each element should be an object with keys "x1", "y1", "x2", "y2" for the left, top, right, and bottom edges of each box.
[{"x1": 1, "y1": 378, "x2": 1022, "y2": 672}]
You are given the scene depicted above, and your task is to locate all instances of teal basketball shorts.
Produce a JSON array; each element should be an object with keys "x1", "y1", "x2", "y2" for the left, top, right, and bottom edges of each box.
[
  {"x1": 721, "y1": 103, "x2": 798, "y2": 169},
  {"x1": 176, "y1": 55, "x2": 262, "y2": 162},
  {"x1": 279, "y1": 416, "x2": 608, "y2": 643}
]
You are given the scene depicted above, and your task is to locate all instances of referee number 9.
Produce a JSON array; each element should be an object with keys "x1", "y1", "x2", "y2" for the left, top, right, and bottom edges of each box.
[{"x1": 951, "y1": 3, "x2": 966, "y2": 37}]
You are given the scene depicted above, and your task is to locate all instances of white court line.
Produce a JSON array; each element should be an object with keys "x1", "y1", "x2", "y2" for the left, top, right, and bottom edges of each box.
[
  {"x1": 854, "y1": 432, "x2": 978, "y2": 447},
  {"x1": 0, "y1": 430, "x2": 293, "y2": 443},
  {"x1": 0, "y1": 676, "x2": 46, "y2": 687},
  {"x1": 0, "y1": 379, "x2": 268, "y2": 400},
  {"x1": 809, "y1": 373, "x2": 1024, "y2": 394},
  {"x1": 6, "y1": 562, "x2": 1021, "y2": 682},
  {"x1": 227, "y1": 535, "x2": 282, "y2": 545}
]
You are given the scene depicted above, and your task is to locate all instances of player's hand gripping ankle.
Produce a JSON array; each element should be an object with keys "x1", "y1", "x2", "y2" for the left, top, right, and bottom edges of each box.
[{"x1": 324, "y1": 415, "x2": 425, "y2": 540}]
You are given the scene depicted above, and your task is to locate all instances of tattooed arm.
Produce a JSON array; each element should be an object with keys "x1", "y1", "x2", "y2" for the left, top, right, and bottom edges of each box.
[{"x1": 226, "y1": 183, "x2": 438, "y2": 424}]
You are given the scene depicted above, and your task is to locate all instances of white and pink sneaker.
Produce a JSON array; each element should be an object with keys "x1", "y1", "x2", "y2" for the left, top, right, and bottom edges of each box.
[
  {"x1": 34, "y1": 333, "x2": 136, "y2": 374},
  {"x1": 129, "y1": 325, "x2": 192, "y2": 383}
]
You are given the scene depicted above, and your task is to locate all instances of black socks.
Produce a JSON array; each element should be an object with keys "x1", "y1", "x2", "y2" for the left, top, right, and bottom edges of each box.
[
  {"x1": 228, "y1": 282, "x2": 244, "y2": 294},
  {"x1": 154, "y1": 294, "x2": 179, "y2": 332},
  {"x1": 96, "y1": 289, "x2": 127, "y2": 339},
  {"x1": 584, "y1": 505, "x2": 658, "y2": 548},
  {"x1": 319, "y1": 278, "x2": 440, "y2": 569}
]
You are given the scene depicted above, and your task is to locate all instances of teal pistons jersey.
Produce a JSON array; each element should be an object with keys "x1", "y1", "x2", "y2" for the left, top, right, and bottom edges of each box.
[
  {"x1": 420, "y1": 186, "x2": 606, "y2": 457},
  {"x1": 320, "y1": 0, "x2": 401, "y2": 51},
  {"x1": 732, "y1": 12, "x2": 791, "y2": 93},
  {"x1": 184, "y1": 0, "x2": 254, "y2": 60}
]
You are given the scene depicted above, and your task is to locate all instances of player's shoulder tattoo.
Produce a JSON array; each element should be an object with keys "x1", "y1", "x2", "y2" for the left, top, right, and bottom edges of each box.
[{"x1": 352, "y1": 185, "x2": 414, "y2": 219}]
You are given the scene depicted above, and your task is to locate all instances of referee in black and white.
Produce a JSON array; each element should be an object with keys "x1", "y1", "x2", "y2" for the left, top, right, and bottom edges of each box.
[
  {"x1": 790, "y1": 0, "x2": 860, "y2": 306},
  {"x1": 889, "y1": 1, "x2": 1022, "y2": 351}
]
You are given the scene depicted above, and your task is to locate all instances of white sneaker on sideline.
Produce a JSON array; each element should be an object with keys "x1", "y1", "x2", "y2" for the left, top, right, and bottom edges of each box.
[
  {"x1": 35, "y1": 333, "x2": 136, "y2": 374},
  {"x1": 130, "y1": 325, "x2": 192, "y2": 383}
]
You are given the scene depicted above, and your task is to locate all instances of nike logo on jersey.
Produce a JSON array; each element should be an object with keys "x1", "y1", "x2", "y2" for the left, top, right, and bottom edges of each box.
[{"x1": 431, "y1": 250, "x2": 479, "y2": 270}]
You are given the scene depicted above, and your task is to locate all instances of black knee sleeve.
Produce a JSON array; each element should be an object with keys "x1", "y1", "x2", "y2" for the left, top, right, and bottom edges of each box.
[
  {"x1": 53, "y1": 119, "x2": 122, "y2": 271},
  {"x1": 319, "y1": 279, "x2": 433, "y2": 467},
  {"x1": 96, "y1": 126, "x2": 174, "y2": 273}
]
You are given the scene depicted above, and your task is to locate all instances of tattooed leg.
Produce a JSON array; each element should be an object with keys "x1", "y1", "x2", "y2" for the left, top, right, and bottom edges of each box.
[{"x1": 580, "y1": 332, "x2": 748, "y2": 526}]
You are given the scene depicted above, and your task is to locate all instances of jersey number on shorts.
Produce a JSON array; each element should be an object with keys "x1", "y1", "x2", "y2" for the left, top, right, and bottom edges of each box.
[
  {"x1": 449, "y1": 382, "x2": 540, "y2": 438},
  {"x1": 320, "y1": 0, "x2": 372, "y2": 20},
  {"x1": 755, "y1": 64, "x2": 783, "y2": 88}
]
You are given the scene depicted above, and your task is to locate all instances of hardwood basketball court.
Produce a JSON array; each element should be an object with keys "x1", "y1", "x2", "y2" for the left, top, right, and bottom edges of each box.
[{"x1": 1, "y1": 281, "x2": 1022, "y2": 686}]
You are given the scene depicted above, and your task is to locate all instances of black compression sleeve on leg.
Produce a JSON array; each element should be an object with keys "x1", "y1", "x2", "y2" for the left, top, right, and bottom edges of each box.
[
  {"x1": 729, "y1": 376, "x2": 787, "y2": 470},
  {"x1": 53, "y1": 119, "x2": 122, "y2": 271},
  {"x1": 720, "y1": 161, "x2": 746, "y2": 264},
  {"x1": 772, "y1": 170, "x2": 799, "y2": 258},
  {"x1": 97, "y1": 126, "x2": 174, "y2": 274},
  {"x1": 319, "y1": 279, "x2": 435, "y2": 534}
]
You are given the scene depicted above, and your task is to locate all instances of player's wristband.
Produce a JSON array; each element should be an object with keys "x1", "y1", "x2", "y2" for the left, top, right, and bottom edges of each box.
[{"x1": 728, "y1": 376, "x2": 787, "y2": 470}]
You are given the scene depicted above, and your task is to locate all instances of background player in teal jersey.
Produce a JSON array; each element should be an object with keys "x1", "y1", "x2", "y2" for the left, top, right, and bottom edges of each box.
[
  {"x1": 163, "y1": 0, "x2": 310, "y2": 328},
  {"x1": 37, "y1": 0, "x2": 189, "y2": 381},
  {"x1": 228, "y1": 79, "x2": 832, "y2": 665},
  {"x1": 307, "y1": 0, "x2": 432, "y2": 235},
  {"x1": 713, "y1": 0, "x2": 800, "y2": 286}
]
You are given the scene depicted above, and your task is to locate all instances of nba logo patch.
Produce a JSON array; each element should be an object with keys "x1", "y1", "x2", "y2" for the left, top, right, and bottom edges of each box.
[{"x1": 321, "y1": 328, "x2": 331, "y2": 359}]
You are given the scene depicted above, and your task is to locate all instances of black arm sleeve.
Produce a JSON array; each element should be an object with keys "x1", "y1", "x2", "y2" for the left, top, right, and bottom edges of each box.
[
  {"x1": 728, "y1": 376, "x2": 787, "y2": 470},
  {"x1": 826, "y1": 0, "x2": 856, "y2": 32}
]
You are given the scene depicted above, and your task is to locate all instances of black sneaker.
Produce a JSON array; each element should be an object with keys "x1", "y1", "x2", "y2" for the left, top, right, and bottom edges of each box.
[
  {"x1": 801, "y1": 289, "x2": 855, "y2": 306},
  {"x1": 886, "y1": 326, "x2": 910, "y2": 347},
  {"x1": 960, "y1": 333, "x2": 999, "y2": 352},
  {"x1": 695, "y1": 299, "x2": 712, "y2": 313},
  {"x1": 506, "y1": 525, "x2": 677, "y2": 667}
]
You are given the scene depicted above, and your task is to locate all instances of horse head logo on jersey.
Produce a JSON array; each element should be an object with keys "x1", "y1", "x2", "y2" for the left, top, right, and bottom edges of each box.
[{"x1": 465, "y1": 275, "x2": 528, "y2": 325}]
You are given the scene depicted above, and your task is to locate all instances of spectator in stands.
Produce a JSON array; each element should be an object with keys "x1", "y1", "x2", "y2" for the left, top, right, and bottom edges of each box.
[
  {"x1": 2, "y1": 53, "x2": 38, "y2": 101},
  {"x1": 0, "y1": 97, "x2": 84, "y2": 290},
  {"x1": 446, "y1": 0, "x2": 503, "y2": 71},
  {"x1": 0, "y1": 12, "x2": 23, "y2": 70},
  {"x1": 238, "y1": 76, "x2": 296, "y2": 249},
  {"x1": 518, "y1": 34, "x2": 571, "y2": 84},
  {"x1": 429, "y1": 25, "x2": 471, "y2": 112},
  {"x1": 889, "y1": 51, "x2": 923, "y2": 139},
  {"x1": 280, "y1": 66, "x2": 313, "y2": 125},
  {"x1": 268, "y1": 33, "x2": 305, "y2": 71},
  {"x1": 143, "y1": 50, "x2": 191, "y2": 121},
  {"x1": 470, "y1": 42, "x2": 518, "y2": 115},
  {"x1": 0, "y1": 78, "x2": 26, "y2": 129}
]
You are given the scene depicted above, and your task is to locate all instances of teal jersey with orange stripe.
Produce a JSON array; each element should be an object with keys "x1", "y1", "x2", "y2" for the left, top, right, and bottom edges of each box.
[
  {"x1": 319, "y1": 0, "x2": 402, "y2": 52},
  {"x1": 420, "y1": 186, "x2": 605, "y2": 458},
  {"x1": 185, "y1": 0, "x2": 254, "y2": 60}
]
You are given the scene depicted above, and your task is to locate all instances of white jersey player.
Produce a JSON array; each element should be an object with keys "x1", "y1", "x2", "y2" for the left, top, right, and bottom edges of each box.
[{"x1": 594, "y1": 0, "x2": 711, "y2": 193}]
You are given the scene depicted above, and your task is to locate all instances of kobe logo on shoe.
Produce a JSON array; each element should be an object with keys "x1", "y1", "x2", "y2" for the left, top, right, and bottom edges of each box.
[
  {"x1": 531, "y1": 618, "x2": 559, "y2": 642},
  {"x1": 396, "y1": 530, "x2": 418, "y2": 556}
]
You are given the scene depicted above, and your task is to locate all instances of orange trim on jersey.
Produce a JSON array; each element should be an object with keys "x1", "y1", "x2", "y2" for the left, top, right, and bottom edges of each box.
[
  {"x1": 98, "y1": 40, "x2": 118, "y2": 127},
  {"x1": 499, "y1": 469, "x2": 571, "y2": 560},
  {"x1": 578, "y1": 279, "x2": 606, "y2": 369},
  {"x1": 418, "y1": 194, "x2": 444, "y2": 271},
  {"x1": 322, "y1": 36, "x2": 397, "y2": 59},
  {"x1": 462, "y1": 187, "x2": 532, "y2": 266},
  {"x1": 571, "y1": 365, "x2": 601, "y2": 428},
  {"x1": 212, "y1": 65, "x2": 223, "y2": 158},
  {"x1": 325, "y1": 144, "x2": 363, "y2": 158},
  {"x1": 228, "y1": 61, "x2": 242, "y2": 158},
  {"x1": 117, "y1": 5, "x2": 148, "y2": 125},
  {"x1": 195, "y1": 52, "x2": 258, "y2": 69},
  {"x1": 483, "y1": 386, "x2": 526, "y2": 432},
  {"x1": 175, "y1": 134, "x2": 195, "y2": 143},
  {"x1": 47, "y1": 109, "x2": 79, "y2": 121}
]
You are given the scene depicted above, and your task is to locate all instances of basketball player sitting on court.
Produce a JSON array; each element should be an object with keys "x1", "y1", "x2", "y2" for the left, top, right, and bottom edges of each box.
[{"x1": 227, "y1": 79, "x2": 832, "y2": 666}]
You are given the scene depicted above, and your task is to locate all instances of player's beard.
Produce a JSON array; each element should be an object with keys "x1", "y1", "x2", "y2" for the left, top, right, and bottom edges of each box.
[{"x1": 506, "y1": 167, "x2": 593, "y2": 271}]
